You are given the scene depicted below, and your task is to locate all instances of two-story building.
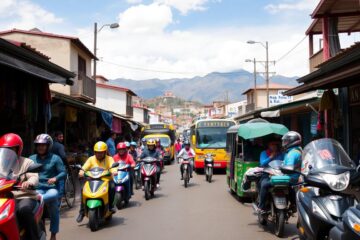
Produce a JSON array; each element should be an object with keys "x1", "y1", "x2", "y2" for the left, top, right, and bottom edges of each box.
[
  {"x1": 0, "y1": 28, "x2": 97, "y2": 103},
  {"x1": 285, "y1": 0, "x2": 360, "y2": 158}
]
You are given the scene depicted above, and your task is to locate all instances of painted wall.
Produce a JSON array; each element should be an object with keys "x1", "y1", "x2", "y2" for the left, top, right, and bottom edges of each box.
[
  {"x1": 95, "y1": 87, "x2": 127, "y2": 115},
  {"x1": 133, "y1": 107, "x2": 144, "y2": 123}
]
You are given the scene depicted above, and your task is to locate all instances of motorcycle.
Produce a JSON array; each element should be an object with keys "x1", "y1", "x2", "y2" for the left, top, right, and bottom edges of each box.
[
  {"x1": 251, "y1": 160, "x2": 294, "y2": 238},
  {"x1": 281, "y1": 138, "x2": 358, "y2": 240},
  {"x1": 113, "y1": 162, "x2": 131, "y2": 209},
  {"x1": 204, "y1": 153, "x2": 214, "y2": 183},
  {"x1": 134, "y1": 161, "x2": 142, "y2": 190},
  {"x1": 140, "y1": 157, "x2": 158, "y2": 200},
  {"x1": 329, "y1": 204, "x2": 360, "y2": 240},
  {"x1": 180, "y1": 156, "x2": 193, "y2": 188},
  {"x1": 0, "y1": 148, "x2": 45, "y2": 240},
  {"x1": 78, "y1": 162, "x2": 119, "y2": 232}
]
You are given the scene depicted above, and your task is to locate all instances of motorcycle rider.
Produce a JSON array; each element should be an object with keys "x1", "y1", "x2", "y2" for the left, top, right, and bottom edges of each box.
[
  {"x1": 129, "y1": 141, "x2": 138, "y2": 160},
  {"x1": 0, "y1": 133, "x2": 40, "y2": 240},
  {"x1": 139, "y1": 139, "x2": 161, "y2": 188},
  {"x1": 76, "y1": 141, "x2": 117, "y2": 223},
  {"x1": 177, "y1": 140, "x2": 195, "y2": 180},
  {"x1": 30, "y1": 134, "x2": 66, "y2": 240},
  {"x1": 113, "y1": 142, "x2": 136, "y2": 196},
  {"x1": 258, "y1": 132, "x2": 302, "y2": 214}
]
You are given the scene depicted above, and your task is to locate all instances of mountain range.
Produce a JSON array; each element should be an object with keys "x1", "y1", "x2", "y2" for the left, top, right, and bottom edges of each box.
[{"x1": 110, "y1": 70, "x2": 298, "y2": 104}]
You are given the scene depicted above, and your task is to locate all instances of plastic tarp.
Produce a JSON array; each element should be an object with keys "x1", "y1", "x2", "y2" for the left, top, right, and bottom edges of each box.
[
  {"x1": 101, "y1": 111, "x2": 113, "y2": 129},
  {"x1": 112, "y1": 117, "x2": 122, "y2": 134},
  {"x1": 260, "y1": 110, "x2": 280, "y2": 118}
]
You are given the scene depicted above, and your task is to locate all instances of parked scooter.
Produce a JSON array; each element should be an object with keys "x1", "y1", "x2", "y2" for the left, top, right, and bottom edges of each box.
[
  {"x1": 281, "y1": 138, "x2": 358, "y2": 240},
  {"x1": 114, "y1": 162, "x2": 131, "y2": 209},
  {"x1": 0, "y1": 148, "x2": 46, "y2": 239},
  {"x1": 329, "y1": 204, "x2": 360, "y2": 240},
  {"x1": 204, "y1": 153, "x2": 214, "y2": 183},
  {"x1": 180, "y1": 156, "x2": 193, "y2": 188},
  {"x1": 251, "y1": 160, "x2": 294, "y2": 237},
  {"x1": 78, "y1": 162, "x2": 119, "y2": 232},
  {"x1": 134, "y1": 161, "x2": 142, "y2": 190},
  {"x1": 140, "y1": 157, "x2": 158, "y2": 200}
]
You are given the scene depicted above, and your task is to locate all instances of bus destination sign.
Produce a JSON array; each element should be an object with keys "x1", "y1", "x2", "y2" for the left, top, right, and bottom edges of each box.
[{"x1": 197, "y1": 121, "x2": 234, "y2": 128}]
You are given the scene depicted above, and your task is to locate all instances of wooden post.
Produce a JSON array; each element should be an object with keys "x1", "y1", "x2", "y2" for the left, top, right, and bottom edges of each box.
[{"x1": 322, "y1": 16, "x2": 330, "y2": 60}]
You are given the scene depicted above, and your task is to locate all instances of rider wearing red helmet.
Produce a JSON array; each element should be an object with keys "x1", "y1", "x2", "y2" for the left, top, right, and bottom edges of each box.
[
  {"x1": 0, "y1": 133, "x2": 40, "y2": 240},
  {"x1": 114, "y1": 142, "x2": 136, "y2": 195}
]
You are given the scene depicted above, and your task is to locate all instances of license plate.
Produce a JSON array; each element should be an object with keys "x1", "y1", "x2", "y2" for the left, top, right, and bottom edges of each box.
[{"x1": 214, "y1": 163, "x2": 221, "y2": 167}]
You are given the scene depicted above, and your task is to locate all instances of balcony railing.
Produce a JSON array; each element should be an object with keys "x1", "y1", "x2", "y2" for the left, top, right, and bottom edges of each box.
[
  {"x1": 309, "y1": 49, "x2": 324, "y2": 72},
  {"x1": 245, "y1": 103, "x2": 255, "y2": 113},
  {"x1": 71, "y1": 74, "x2": 96, "y2": 103}
]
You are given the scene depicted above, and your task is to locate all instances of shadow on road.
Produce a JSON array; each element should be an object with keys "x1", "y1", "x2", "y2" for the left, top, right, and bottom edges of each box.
[{"x1": 247, "y1": 221, "x2": 299, "y2": 239}]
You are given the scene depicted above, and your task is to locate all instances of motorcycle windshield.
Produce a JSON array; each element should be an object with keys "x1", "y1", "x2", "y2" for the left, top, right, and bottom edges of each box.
[
  {"x1": 302, "y1": 138, "x2": 355, "y2": 174},
  {"x1": 0, "y1": 148, "x2": 18, "y2": 179},
  {"x1": 142, "y1": 157, "x2": 157, "y2": 163},
  {"x1": 88, "y1": 167, "x2": 106, "y2": 178}
]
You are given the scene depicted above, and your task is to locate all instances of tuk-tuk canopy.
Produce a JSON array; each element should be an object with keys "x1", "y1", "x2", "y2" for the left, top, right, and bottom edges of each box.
[{"x1": 238, "y1": 122, "x2": 289, "y2": 140}]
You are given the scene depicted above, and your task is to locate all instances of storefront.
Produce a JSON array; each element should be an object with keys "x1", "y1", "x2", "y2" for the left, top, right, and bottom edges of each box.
[
  {"x1": 0, "y1": 39, "x2": 74, "y2": 155},
  {"x1": 285, "y1": 43, "x2": 360, "y2": 160}
]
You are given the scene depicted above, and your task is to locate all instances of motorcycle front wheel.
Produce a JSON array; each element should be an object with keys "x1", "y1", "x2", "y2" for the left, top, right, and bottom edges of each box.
[
  {"x1": 144, "y1": 181, "x2": 150, "y2": 200},
  {"x1": 115, "y1": 192, "x2": 123, "y2": 210},
  {"x1": 208, "y1": 167, "x2": 212, "y2": 183},
  {"x1": 274, "y1": 209, "x2": 285, "y2": 237},
  {"x1": 184, "y1": 169, "x2": 188, "y2": 188},
  {"x1": 135, "y1": 173, "x2": 141, "y2": 190},
  {"x1": 89, "y1": 209, "x2": 99, "y2": 232}
]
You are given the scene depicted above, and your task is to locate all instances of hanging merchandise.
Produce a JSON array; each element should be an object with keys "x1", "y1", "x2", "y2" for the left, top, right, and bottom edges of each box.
[
  {"x1": 112, "y1": 117, "x2": 122, "y2": 134},
  {"x1": 101, "y1": 111, "x2": 113, "y2": 129},
  {"x1": 66, "y1": 106, "x2": 77, "y2": 122},
  {"x1": 320, "y1": 89, "x2": 338, "y2": 111}
]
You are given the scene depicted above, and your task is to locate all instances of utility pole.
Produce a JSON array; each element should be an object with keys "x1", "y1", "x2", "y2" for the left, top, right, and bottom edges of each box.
[
  {"x1": 93, "y1": 22, "x2": 98, "y2": 78},
  {"x1": 253, "y1": 58, "x2": 257, "y2": 109},
  {"x1": 265, "y1": 41, "x2": 269, "y2": 108}
]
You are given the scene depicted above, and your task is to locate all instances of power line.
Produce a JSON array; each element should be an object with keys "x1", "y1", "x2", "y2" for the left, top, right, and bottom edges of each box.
[
  {"x1": 99, "y1": 59, "x2": 206, "y2": 75},
  {"x1": 276, "y1": 35, "x2": 307, "y2": 63}
]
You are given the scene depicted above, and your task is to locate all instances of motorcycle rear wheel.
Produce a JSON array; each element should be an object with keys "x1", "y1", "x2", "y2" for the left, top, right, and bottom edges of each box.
[
  {"x1": 274, "y1": 209, "x2": 285, "y2": 237},
  {"x1": 89, "y1": 209, "x2": 99, "y2": 232}
]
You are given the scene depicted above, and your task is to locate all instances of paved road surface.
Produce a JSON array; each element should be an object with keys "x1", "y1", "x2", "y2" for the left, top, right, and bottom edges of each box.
[{"x1": 57, "y1": 163, "x2": 299, "y2": 240}]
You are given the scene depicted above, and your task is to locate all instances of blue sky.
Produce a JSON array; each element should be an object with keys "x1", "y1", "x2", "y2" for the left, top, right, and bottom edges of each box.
[{"x1": 0, "y1": 0, "x2": 325, "y2": 80}]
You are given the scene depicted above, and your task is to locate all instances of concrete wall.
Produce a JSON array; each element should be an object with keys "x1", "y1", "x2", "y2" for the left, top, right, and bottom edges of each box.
[
  {"x1": 95, "y1": 87, "x2": 127, "y2": 115},
  {"x1": 133, "y1": 107, "x2": 144, "y2": 123}
]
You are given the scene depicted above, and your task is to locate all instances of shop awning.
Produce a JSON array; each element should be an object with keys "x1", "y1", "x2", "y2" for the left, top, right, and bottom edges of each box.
[
  {"x1": 0, "y1": 38, "x2": 74, "y2": 84},
  {"x1": 285, "y1": 43, "x2": 360, "y2": 96}
]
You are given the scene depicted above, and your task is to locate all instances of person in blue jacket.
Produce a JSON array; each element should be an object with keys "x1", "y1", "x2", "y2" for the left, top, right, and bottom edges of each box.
[
  {"x1": 258, "y1": 132, "x2": 302, "y2": 214},
  {"x1": 30, "y1": 134, "x2": 66, "y2": 240}
]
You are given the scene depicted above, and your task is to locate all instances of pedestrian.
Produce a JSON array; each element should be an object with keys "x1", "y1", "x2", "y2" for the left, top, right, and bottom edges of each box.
[
  {"x1": 106, "y1": 132, "x2": 117, "y2": 156},
  {"x1": 51, "y1": 131, "x2": 67, "y2": 199},
  {"x1": 30, "y1": 134, "x2": 66, "y2": 240},
  {"x1": 174, "y1": 138, "x2": 182, "y2": 163}
]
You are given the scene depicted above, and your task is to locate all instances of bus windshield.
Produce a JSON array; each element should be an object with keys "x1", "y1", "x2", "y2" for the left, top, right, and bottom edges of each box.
[{"x1": 196, "y1": 127, "x2": 228, "y2": 149}]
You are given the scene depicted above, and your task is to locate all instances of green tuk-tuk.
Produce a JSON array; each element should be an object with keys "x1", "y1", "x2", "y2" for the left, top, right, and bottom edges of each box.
[{"x1": 226, "y1": 122, "x2": 289, "y2": 202}]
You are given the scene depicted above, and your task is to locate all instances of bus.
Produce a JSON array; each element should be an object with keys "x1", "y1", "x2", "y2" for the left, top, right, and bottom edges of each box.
[
  {"x1": 190, "y1": 119, "x2": 235, "y2": 171},
  {"x1": 142, "y1": 123, "x2": 176, "y2": 163}
]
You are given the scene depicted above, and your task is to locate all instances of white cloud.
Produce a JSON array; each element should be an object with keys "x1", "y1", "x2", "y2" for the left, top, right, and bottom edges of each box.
[
  {"x1": 126, "y1": 0, "x2": 142, "y2": 4},
  {"x1": 118, "y1": 3, "x2": 173, "y2": 33},
  {"x1": 155, "y1": 0, "x2": 210, "y2": 15},
  {"x1": 265, "y1": 0, "x2": 317, "y2": 14},
  {"x1": 78, "y1": 13, "x2": 311, "y2": 80},
  {"x1": 0, "y1": 0, "x2": 62, "y2": 29}
]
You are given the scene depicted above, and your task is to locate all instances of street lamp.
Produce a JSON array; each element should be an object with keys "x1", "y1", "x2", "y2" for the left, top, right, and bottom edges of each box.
[
  {"x1": 247, "y1": 40, "x2": 270, "y2": 107},
  {"x1": 245, "y1": 59, "x2": 257, "y2": 109},
  {"x1": 93, "y1": 22, "x2": 119, "y2": 78}
]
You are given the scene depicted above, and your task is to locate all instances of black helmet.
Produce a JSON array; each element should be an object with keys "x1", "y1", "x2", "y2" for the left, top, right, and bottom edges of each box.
[
  {"x1": 184, "y1": 140, "x2": 190, "y2": 146},
  {"x1": 282, "y1": 131, "x2": 302, "y2": 150}
]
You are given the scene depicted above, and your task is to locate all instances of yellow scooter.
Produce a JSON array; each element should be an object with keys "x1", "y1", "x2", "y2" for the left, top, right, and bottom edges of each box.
[{"x1": 79, "y1": 162, "x2": 119, "y2": 232}]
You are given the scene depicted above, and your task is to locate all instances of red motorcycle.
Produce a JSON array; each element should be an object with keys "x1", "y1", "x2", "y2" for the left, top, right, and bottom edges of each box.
[
  {"x1": 0, "y1": 148, "x2": 45, "y2": 240},
  {"x1": 140, "y1": 157, "x2": 158, "y2": 200}
]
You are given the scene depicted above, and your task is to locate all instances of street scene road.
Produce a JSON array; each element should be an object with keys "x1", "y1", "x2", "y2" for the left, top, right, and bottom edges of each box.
[{"x1": 57, "y1": 164, "x2": 297, "y2": 240}]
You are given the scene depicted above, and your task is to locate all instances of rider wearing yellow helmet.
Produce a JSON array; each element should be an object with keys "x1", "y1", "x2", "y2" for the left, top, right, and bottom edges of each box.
[
  {"x1": 139, "y1": 139, "x2": 162, "y2": 188},
  {"x1": 77, "y1": 141, "x2": 117, "y2": 223}
]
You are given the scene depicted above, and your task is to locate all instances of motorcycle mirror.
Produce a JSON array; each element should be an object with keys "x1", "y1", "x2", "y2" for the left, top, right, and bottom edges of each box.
[
  {"x1": 26, "y1": 163, "x2": 43, "y2": 173},
  {"x1": 280, "y1": 166, "x2": 301, "y2": 175},
  {"x1": 357, "y1": 165, "x2": 360, "y2": 173},
  {"x1": 111, "y1": 162, "x2": 119, "y2": 168},
  {"x1": 75, "y1": 164, "x2": 82, "y2": 170}
]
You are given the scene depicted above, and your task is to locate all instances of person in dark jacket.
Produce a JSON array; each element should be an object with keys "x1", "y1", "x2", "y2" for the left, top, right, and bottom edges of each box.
[{"x1": 51, "y1": 131, "x2": 67, "y2": 198}]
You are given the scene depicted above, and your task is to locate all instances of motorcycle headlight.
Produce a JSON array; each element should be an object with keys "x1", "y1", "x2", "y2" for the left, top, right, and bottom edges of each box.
[
  {"x1": 312, "y1": 200, "x2": 327, "y2": 220},
  {"x1": 0, "y1": 204, "x2": 11, "y2": 221},
  {"x1": 320, "y1": 172, "x2": 350, "y2": 192}
]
